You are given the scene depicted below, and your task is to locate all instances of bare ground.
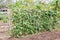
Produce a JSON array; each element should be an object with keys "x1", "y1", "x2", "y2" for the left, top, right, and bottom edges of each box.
[{"x1": 0, "y1": 23, "x2": 10, "y2": 40}]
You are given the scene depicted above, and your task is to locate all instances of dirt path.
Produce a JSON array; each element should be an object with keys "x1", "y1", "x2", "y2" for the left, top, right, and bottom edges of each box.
[
  {"x1": 8, "y1": 30, "x2": 60, "y2": 40},
  {"x1": 0, "y1": 23, "x2": 10, "y2": 40}
]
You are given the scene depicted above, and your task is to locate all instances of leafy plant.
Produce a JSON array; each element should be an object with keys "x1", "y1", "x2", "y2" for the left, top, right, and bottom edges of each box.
[{"x1": 9, "y1": 0, "x2": 58, "y2": 37}]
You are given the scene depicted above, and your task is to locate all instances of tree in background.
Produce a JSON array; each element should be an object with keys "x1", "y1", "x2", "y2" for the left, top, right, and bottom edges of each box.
[{"x1": 0, "y1": 0, "x2": 13, "y2": 8}]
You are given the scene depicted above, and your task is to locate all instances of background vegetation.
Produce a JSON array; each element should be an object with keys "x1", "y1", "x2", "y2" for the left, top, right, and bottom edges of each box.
[{"x1": 0, "y1": 13, "x2": 8, "y2": 23}]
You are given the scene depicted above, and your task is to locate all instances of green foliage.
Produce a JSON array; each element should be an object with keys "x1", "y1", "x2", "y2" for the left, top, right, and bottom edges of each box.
[
  {"x1": 0, "y1": 14, "x2": 8, "y2": 23},
  {"x1": 9, "y1": 0, "x2": 58, "y2": 37}
]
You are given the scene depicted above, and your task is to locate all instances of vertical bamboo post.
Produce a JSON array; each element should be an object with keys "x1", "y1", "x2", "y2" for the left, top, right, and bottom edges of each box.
[{"x1": 8, "y1": 9, "x2": 11, "y2": 30}]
